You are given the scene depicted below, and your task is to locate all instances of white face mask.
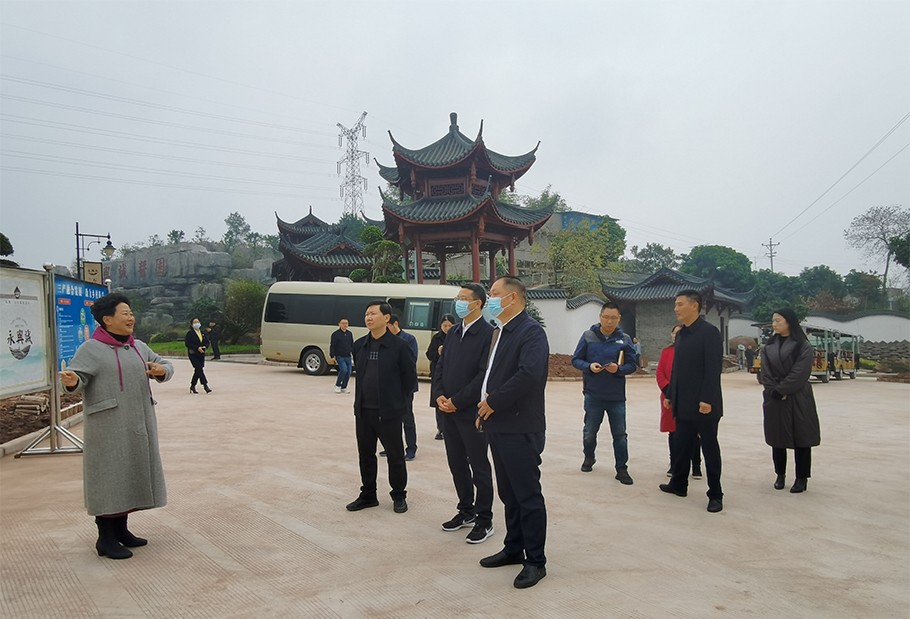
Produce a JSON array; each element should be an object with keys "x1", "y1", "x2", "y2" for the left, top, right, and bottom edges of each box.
[{"x1": 192, "y1": 322, "x2": 201, "y2": 329}]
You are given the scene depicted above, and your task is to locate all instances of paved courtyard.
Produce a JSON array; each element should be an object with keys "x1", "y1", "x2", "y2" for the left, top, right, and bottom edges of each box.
[{"x1": 1, "y1": 360, "x2": 908, "y2": 618}]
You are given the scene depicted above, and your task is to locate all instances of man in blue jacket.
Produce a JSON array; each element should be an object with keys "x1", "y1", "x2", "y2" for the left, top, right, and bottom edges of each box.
[
  {"x1": 433, "y1": 283, "x2": 495, "y2": 544},
  {"x1": 571, "y1": 301, "x2": 639, "y2": 484},
  {"x1": 476, "y1": 276, "x2": 549, "y2": 589},
  {"x1": 346, "y1": 301, "x2": 418, "y2": 515},
  {"x1": 329, "y1": 318, "x2": 354, "y2": 394}
]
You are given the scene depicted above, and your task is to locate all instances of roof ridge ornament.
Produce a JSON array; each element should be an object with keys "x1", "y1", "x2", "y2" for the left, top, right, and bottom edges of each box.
[{"x1": 450, "y1": 111, "x2": 458, "y2": 133}]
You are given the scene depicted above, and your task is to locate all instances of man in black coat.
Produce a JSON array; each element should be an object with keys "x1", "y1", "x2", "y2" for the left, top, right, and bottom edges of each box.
[
  {"x1": 660, "y1": 289, "x2": 725, "y2": 513},
  {"x1": 433, "y1": 283, "x2": 495, "y2": 544},
  {"x1": 346, "y1": 300, "x2": 418, "y2": 515},
  {"x1": 476, "y1": 276, "x2": 549, "y2": 589}
]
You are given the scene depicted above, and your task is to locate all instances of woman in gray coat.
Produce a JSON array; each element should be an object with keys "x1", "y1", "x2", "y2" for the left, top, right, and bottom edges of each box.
[
  {"x1": 759, "y1": 308, "x2": 821, "y2": 494},
  {"x1": 60, "y1": 293, "x2": 173, "y2": 559}
]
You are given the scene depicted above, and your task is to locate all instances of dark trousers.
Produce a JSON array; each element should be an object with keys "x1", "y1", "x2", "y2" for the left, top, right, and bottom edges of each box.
[
  {"x1": 773, "y1": 447, "x2": 812, "y2": 478},
  {"x1": 442, "y1": 413, "x2": 494, "y2": 527},
  {"x1": 435, "y1": 408, "x2": 445, "y2": 433},
  {"x1": 670, "y1": 416, "x2": 722, "y2": 499},
  {"x1": 402, "y1": 393, "x2": 417, "y2": 453},
  {"x1": 355, "y1": 408, "x2": 407, "y2": 500},
  {"x1": 668, "y1": 432, "x2": 701, "y2": 471},
  {"x1": 189, "y1": 355, "x2": 207, "y2": 387},
  {"x1": 210, "y1": 339, "x2": 220, "y2": 359},
  {"x1": 487, "y1": 431, "x2": 547, "y2": 567}
]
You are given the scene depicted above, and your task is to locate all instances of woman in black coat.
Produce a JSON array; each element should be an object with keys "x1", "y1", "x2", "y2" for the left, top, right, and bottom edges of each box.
[
  {"x1": 426, "y1": 314, "x2": 456, "y2": 440},
  {"x1": 185, "y1": 317, "x2": 212, "y2": 394},
  {"x1": 759, "y1": 308, "x2": 820, "y2": 493}
]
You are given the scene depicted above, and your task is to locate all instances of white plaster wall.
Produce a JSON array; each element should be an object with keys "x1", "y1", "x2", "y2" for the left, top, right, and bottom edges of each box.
[
  {"x1": 730, "y1": 314, "x2": 910, "y2": 342},
  {"x1": 534, "y1": 298, "x2": 602, "y2": 355}
]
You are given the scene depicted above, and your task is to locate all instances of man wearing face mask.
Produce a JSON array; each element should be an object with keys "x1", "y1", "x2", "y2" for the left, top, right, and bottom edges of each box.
[
  {"x1": 185, "y1": 317, "x2": 212, "y2": 394},
  {"x1": 476, "y1": 276, "x2": 550, "y2": 589},
  {"x1": 433, "y1": 283, "x2": 495, "y2": 544}
]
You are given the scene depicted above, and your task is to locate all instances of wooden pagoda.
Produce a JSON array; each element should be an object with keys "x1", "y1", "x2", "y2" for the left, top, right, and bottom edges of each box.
[
  {"x1": 376, "y1": 112, "x2": 552, "y2": 283},
  {"x1": 271, "y1": 208, "x2": 371, "y2": 282}
]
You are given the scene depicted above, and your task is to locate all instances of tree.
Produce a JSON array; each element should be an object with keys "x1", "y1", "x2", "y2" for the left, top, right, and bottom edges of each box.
[
  {"x1": 0, "y1": 232, "x2": 18, "y2": 267},
  {"x1": 167, "y1": 229, "x2": 185, "y2": 244},
  {"x1": 520, "y1": 185, "x2": 569, "y2": 212},
  {"x1": 186, "y1": 297, "x2": 223, "y2": 325},
  {"x1": 889, "y1": 233, "x2": 910, "y2": 270},
  {"x1": 147, "y1": 234, "x2": 164, "y2": 247},
  {"x1": 751, "y1": 269, "x2": 806, "y2": 322},
  {"x1": 844, "y1": 270, "x2": 885, "y2": 309},
  {"x1": 844, "y1": 205, "x2": 910, "y2": 291},
  {"x1": 222, "y1": 279, "x2": 267, "y2": 343},
  {"x1": 192, "y1": 226, "x2": 210, "y2": 244},
  {"x1": 223, "y1": 212, "x2": 252, "y2": 251},
  {"x1": 624, "y1": 243, "x2": 681, "y2": 272},
  {"x1": 359, "y1": 225, "x2": 404, "y2": 283},
  {"x1": 548, "y1": 217, "x2": 623, "y2": 296},
  {"x1": 338, "y1": 213, "x2": 367, "y2": 241},
  {"x1": 799, "y1": 265, "x2": 845, "y2": 298},
  {"x1": 680, "y1": 245, "x2": 754, "y2": 291}
]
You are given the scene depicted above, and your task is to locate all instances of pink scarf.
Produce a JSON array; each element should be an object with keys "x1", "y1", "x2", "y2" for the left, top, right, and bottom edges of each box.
[{"x1": 91, "y1": 328, "x2": 147, "y2": 391}]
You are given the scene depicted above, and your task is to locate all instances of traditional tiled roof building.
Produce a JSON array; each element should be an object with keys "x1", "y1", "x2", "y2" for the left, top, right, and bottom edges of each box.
[
  {"x1": 602, "y1": 268, "x2": 754, "y2": 364},
  {"x1": 376, "y1": 113, "x2": 552, "y2": 283},
  {"x1": 271, "y1": 208, "x2": 371, "y2": 282}
]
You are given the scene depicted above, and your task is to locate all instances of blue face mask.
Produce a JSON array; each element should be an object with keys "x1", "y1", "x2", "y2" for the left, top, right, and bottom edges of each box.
[
  {"x1": 486, "y1": 296, "x2": 504, "y2": 318},
  {"x1": 454, "y1": 300, "x2": 472, "y2": 318}
]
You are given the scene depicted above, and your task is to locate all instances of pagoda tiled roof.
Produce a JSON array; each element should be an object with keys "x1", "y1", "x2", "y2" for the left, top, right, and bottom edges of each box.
[
  {"x1": 278, "y1": 232, "x2": 370, "y2": 269},
  {"x1": 380, "y1": 190, "x2": 552, "y2": 227},
  {"x1": 376, "y1": 160, "x2": 399, "y2": 184},
  {"x1": 276, "y1": 211, "x2": 335, "y2": 236},
  {"x1": 387, "y1": 113, "x2": 538, "y2": 174},
  {"x1": 601, "y1": 268, "x2": 752, "y2": 307}
]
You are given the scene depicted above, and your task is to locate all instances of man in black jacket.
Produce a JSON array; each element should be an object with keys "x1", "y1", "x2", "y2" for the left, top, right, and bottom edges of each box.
[
  {"x1": 346, "y1": 300, "x2": 418, "y2": 514},
  {"x1": 329, "y1": 318, "x2": 354, "y2": 394},
  {"x1": 660, "y1": 289, "x2": 725, "y2": 513},
  {"x1": 433, "y1": 283, "x2": 495, "y2": 544},
  {"x1": 476, "y1": 276, "x2": 549, "y2": 589}
]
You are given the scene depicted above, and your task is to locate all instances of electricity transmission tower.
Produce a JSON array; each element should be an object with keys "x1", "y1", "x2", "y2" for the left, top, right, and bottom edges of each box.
[{"x1": 337, "y1": 112, "x2": 369, "y2": 219}]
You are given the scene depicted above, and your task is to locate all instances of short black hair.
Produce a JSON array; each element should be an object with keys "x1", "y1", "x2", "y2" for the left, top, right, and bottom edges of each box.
[
  {"x1": 440, "y1": 313, "x2": 457, "y2": 326},
  {"x1": 600, "y1": 301, "x2": 620, "y2": 314},
  {"x1": 461, "y1": 282, "x2": 486, "y2": 307},
  {"x1": 389, "y1": 313, "x2": 400, "y2": 325},
  {"x1": 676, "y1": 289, "x2": 703, "y2": 312},
  {"x1": 90, "y1": 293, "x2": 131, "y2": 325},
  {"x1": 366, "y1": 300, "x2": 392, "y2": 317}
]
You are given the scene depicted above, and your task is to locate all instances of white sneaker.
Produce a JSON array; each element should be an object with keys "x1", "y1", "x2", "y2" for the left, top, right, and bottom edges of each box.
[
  {"x1": 334, "y1": 386, "x2": 342, "y2": 393},
  {"x1": 342, "y1": 388, "x2": 350, "y2": 394}
]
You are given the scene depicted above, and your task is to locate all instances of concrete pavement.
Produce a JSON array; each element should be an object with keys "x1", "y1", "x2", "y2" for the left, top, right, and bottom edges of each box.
[{"x1": 1, "y1": 361, "x2": 908, "y2": 618}]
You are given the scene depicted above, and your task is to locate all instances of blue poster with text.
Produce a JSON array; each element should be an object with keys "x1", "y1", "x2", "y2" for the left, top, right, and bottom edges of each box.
[{"x1": 55, "y1": 277, "x2": 108, "y2": 370}]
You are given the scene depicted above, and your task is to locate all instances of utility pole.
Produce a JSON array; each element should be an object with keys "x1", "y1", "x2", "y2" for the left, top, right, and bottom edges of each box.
[
  {"x1": 337, "y1": 112, "x2": 369, "y2": 220},
  {"x1": 762, "y1": 237, "x2": 780, "y2": 273}
]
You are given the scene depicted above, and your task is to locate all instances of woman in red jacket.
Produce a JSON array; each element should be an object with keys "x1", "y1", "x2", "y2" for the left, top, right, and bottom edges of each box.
[{"x1": 656, "y1": 325, "x2": 702, "y2": 478}]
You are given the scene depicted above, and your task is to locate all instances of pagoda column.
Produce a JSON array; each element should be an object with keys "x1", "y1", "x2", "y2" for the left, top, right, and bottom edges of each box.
[
  {"x1": 402, "y1": 246, "x2": 410, "y2": 283},
  {"x1": 488, "y1": 249, "x2": 496, "y2": 283},
  {"x1": 438, "y1": 251, "x2": 447, "y2": 285},
  {"x1": 508, "y1": 238, "x2": 516, "y2": 275},
  {"x1": 414, "y1": 233, "x2": 424, "y2": 284},
  {"x1": 470, "y1": 230, "x2": 480, "y2": 282}
]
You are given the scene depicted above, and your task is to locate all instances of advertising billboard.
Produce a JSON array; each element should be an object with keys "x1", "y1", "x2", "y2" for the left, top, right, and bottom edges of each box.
[
  {"x1": 55, "y1": 276, "x2": 108, "y2": 370},
  {"x1": 0, "y1": 267, "x2": 50, "y2": 398}
]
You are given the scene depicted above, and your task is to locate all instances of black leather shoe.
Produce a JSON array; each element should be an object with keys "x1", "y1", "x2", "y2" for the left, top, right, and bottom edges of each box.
[
  {"x1": 190, "y1": 386, "x2": 198, "y2": 394},
  {"x1": 707, "y1": 498, "x2": 724, "y2": 513},
  {"x1": 513, "y1": 565, "x2": 547, "y2": 589},
  {"x1": 203, "y1": 385, "x2": 212, "y2": 393},
  {"x1": 580, "y1": 458, "x2": 595, "y2": 472},
  {"x1": 615, "y1": 469, "x2": 634, "y2": 485},
  {"x1": 345, "y1": 497, "x2": 379, "y2": 512},
  {"x1": 393, "y1": 499, "x2": 408, "y2": 513},
  {"x1": 774, "y1": 474, "x2": 785, "y2": 490},
  {"x1": 790, "y1": 478, "x2": 808, "y2": 493},
  {"x1": 659, "y1": 483, "x2": 687, "y2": 497},
  {"x1": 479, "y1": 550, "x2": 524, "y2": 568}
]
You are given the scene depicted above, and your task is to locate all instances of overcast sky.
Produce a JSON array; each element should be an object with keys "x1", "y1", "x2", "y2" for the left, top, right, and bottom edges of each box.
[{"x1": 1, "y1": 0, "x2": 908, "y2": 279}]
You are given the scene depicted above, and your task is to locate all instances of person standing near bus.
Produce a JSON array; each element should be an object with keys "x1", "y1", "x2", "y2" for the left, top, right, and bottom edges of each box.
[
  {"x1": 389, "y1": 314, "x2": 419, "y2": 461},
  {"x1": 330, "y1": 318, "x2": 354, "y2": 394},
  {"x1": 346, "y1": 300, "x2": 417, "y2": 514}
]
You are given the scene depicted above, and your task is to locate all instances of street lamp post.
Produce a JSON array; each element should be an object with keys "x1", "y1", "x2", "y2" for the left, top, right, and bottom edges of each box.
[{"x1": 75, "y1": 222, "x2": 115, "y2": 281}]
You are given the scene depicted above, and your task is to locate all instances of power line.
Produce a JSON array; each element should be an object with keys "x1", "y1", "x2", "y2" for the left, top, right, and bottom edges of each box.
[
  {"x1": 778, "y1": 142, "x2": 910, "y2": 242},
  {"x1": 0, "y1": 133, "x2": 337, "y2": 177},
  {"x1": 0, "y1": 114, "x2": 338, "y2": 163},
  {"x1": 0, "y1": 93, "x2": 338, "y2": 149},
  {"x1": 0, "y1": 75, "x2": 337, "y2": 136},
  {"x1": 1, "y1": 165, "x2": 341, "y2": 200},
  {"x1": 0, "y1": 150, "x2": 339, "y2": 191},
  {"x1": 769, "y1": 110, "x2": 910, "y2": 239}
]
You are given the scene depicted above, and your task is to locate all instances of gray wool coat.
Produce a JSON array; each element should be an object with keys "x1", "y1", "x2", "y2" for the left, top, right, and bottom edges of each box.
[
  {"x1": 66, "y1": 338, "x2": 173, "y2": 516},
  {"x1": 759, "y1": 336, "x2": 821, "y2": 449}
]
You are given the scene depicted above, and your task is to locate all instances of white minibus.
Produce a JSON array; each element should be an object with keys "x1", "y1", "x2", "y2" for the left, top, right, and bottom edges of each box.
[{"x1": 260, "y1": 280, "x2": 459, "y2": 375}]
